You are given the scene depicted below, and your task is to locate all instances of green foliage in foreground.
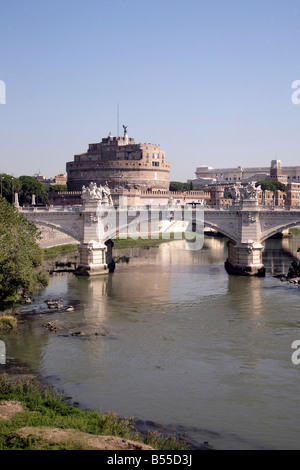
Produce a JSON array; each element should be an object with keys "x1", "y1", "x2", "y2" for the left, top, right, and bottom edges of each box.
[
  {"x1": 0, "y1": 196, "x2": 49, "y2": 309},
  {"x1": 0, "y1": 378, "x2": 188, "y2": 450}
]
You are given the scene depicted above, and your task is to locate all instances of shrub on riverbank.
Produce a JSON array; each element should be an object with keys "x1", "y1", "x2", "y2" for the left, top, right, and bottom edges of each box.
[
  {"x1": 0, "y1": 378, "x2": 188, "y2": 451},
  {"x1": 0, "y1": 196, "x2": 49, "y2": 310},
  {"x1": 287, "y1": 260, "x2": 300, "y2": 278},
  {"x1": 0, "y1": 315, "x2": 17, "y2": 330}
]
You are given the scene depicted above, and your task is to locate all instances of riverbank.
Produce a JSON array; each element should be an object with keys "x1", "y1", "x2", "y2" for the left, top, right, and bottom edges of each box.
[
  {"x1": 41, "y1": 237, "x2": 181, "y2": 273},
  {"x1": 0, "y1": 376, "x2": 152, "y2": 450},
  {"x1": 0, "y1": 320, "x2": 190, "y2": 450},
  {"x1": 0, "y1": 367, "x2": 189, "y2": 450},
  {"x1": 5, "y1": 235, "x2": 296, "y2": 451},
  {"x1": 0, "y1": 239, "x2": 192, "y2": 451}
]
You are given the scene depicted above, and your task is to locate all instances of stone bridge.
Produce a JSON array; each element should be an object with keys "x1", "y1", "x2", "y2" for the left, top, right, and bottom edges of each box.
[{"x1": 19, "y1": 182, "x2": 300, "y2": 277}]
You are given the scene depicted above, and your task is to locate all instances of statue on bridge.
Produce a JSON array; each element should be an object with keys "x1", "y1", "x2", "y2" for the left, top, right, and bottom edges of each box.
[
  {"x1": 229, "y1": 182, "x2": 261, "y2": 203},
  {"x1": 240, "y1": 182, "x2": 260, "y2": 200},
  {"x1": 229, "y1": 185, "x2": 241, "y2": 202},
  {"x1": 81, "y1": 182, "x2": 111, "y2": 204},
  {"x1": 102, "y1": 181, "x2": 111, "y2": 204}
]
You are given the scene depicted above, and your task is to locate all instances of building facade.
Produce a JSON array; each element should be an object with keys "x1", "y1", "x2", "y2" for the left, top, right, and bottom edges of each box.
[
  {"x1": 189, "y1": 160, "x2": 300, "y2": 187},
  {"x1": 66, "y1": 129, "x2": 170, "y2": 192}
]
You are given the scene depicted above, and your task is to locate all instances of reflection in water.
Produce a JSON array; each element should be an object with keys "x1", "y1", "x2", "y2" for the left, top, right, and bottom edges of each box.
[
  {"x1": 4, "y1": 235, "x2": 300, "y2": 450},
  {"x1": 227, "y1": 276, "x2": 264, "y2": 316}
]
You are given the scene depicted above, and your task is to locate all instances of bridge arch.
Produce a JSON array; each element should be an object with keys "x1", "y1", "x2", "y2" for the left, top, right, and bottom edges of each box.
[
  {"x1": 203, "y1": 221, "x2": 237, "y2": 243},
  {"x1": 35, "y1": 221, "x2": 81, "y2": 243},
  {"x1": 100, "y1": 216, "x2": 237, "y2": 244},
  {"x1": 261, "y1": 220, "x2": 300, "y2": 242},
  {"x1": 99, "y1": 210, "x2": 196, "y2": 244}
]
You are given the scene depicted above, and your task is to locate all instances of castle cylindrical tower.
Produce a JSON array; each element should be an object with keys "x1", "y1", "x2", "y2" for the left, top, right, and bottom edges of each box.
[{"x1": 66, "y1": 131, "x2": 170, "y2": 192}]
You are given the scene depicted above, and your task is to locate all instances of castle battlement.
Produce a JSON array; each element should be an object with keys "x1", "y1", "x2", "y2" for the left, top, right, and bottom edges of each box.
[{"x1": 67, "y1": 129, "x2": 170, "y2": 192}]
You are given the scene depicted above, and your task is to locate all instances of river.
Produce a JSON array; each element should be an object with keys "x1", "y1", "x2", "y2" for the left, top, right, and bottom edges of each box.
[{"x1": 4, "y1": 234, "x2": 300, "y2": 450}]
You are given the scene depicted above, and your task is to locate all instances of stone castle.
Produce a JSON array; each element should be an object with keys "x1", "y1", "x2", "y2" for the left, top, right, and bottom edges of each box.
[{"x1": 66, "y1": 126, "x2": 170, "y2": 192}]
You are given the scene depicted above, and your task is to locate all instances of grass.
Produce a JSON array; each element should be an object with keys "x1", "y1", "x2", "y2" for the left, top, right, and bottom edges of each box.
[
  {"x1": 112, "y1": 233, "x2": 186, "y2": 249},
  {"x1": 0, "y1": 378, "x2": 189, "y2": 450},
  {"x1": 43, "y1": 244, "x2": 79, "y2": 260},
  {"x1": 0, "y1": 315, "x2": 17, "y2": 330},
  {"x1": 42, "y1": 234, "x2": 197, "y2": 254}
]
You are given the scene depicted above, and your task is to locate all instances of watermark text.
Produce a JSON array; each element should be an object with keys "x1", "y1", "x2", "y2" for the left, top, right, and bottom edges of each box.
[
  {"x1": 292, "y1": 80, "x2": 300, "y2": 105},
  {"x1": 0, "y1": 80, "x2": 6, "y2": 104},
  {"x1": 0, "y1": 340, "x2": 6, "y2": 365},
  {"x1": 96, "y1": 199, "x2": 205, "y2": 251},
  {"x1": 291, "y1": 340, "x2": 300, "y2": 364}
]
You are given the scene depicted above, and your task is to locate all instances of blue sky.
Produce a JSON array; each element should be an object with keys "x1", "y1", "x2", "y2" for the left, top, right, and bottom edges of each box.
[{"x1": 1, "y1": 0, "x2": 300, "y2": 181}]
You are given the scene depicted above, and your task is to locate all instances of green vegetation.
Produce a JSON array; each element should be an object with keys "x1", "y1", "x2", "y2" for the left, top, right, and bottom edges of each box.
[
  {"x1": 114, "y1": 255, "x2": 130, "y2": 263},
  {"x1": 287, "y1": 260, "x2": 300, "y2": 278},
  {"x1": 0, "y1": 378, "x2": 188, "y2": 450},
  {"x1": 0, "y1": 196, "x2": 48, "y2": 309},
  {"x1": 112, "y1": 234, "x2": 182, "y2": 249},
  {"x1": 0, "y1": 315, "x2": 17, "y2": 330},
  {"x1": 0, "y1": 174, "x2": 48, "y2": 206},
  {"x1": 169, "y1": 181, "x2": 193, "y2": 192},
  {"x1": 48, "y1": 184, "x2": 68, "y2": 193},
  {"x1": 43, "y1": 244, "x2": 79, "y2": 260},
  {"x1": 18, "y1": 176, "x2": 48, "y2": 206},
  {"x1": 256, "y1": 180, "x2": 287, "y2": 193},
  {"x1": 0, "y1": 174, "x2": 22, "y2": 203}
]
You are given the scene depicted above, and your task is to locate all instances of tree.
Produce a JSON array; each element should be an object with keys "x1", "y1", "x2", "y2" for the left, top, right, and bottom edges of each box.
[
  {"x1": 48, "y1": 184, "x2": 68, "y2": 192},
  {"x1": 256, "y1": 180, "x2": 287, "y2": 193},
  {"x1": 0, "y1": 196, "x2": 48, "y2": 308},
  {"x1": 169, "y1": 181, "x2": 193, "y2": 192},
  {"x1": 18, "y1": 176, "x2": 48, "y2": 206},
  {"x1": 0, "y1": 174, "x2": 21, "y2": 203}
]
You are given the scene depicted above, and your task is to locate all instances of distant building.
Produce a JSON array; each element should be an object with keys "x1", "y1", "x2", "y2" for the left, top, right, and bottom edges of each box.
[
  {"x1": 52, "y1": 173, "x2": 67, "y2": 185},
  {"x1": 188, "y1": 160, "x2": 300, "y2": 188},
  {"x1": 34, "y1": 173, "x2": 67, "y2": 187},
  {"x1": 267, "y1": 160, "x2": 287, "y2": 184},
  {"x1": 66, "y1": 128, "x2": 170, "y2": 192},
  {"x1": 286, "y1": 182, "x2": 300, "y2": 206},
  {"x1": 34, "y1": 173, "x2": 53, "y2": 186}
]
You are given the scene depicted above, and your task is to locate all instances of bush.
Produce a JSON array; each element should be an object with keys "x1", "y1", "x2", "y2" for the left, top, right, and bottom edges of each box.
[
  {"x1": 287, "y1": 260, "x2": 300, "y2": 278},
  {"x1": 0, "y1": 196, "x2": 48, "y2": 308},
  {"x1": 0, "y1": 315, "x2": 17, "y2": 330}
]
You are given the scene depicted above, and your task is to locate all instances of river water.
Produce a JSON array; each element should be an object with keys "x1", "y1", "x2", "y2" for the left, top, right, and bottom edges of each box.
[{"x1": 4, "y1": 235, "x2": 300, "y2": 450}]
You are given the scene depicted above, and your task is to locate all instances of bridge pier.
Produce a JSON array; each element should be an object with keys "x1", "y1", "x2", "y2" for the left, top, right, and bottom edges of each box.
[
  {"x1": 75, "y1": 183, "x2": 115, "y2": 276},
  {"x1": 225, "y1": 240, "x2": 265, "y2": 277},
  {"x1": 20, "y1": 182, "x2": 300, "y2": 279},
  {"x1": 76, "y1": 242, "x2": 114, "y2": 276}
]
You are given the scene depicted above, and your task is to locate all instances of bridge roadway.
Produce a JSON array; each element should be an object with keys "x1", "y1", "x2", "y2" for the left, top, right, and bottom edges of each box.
[{"x1": 19, "y1": 190, "x2": 300, "y2": 277}]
